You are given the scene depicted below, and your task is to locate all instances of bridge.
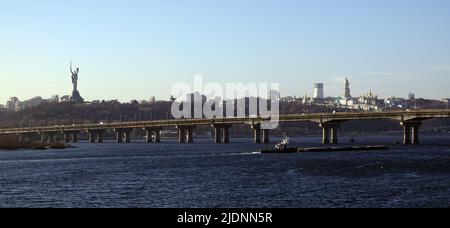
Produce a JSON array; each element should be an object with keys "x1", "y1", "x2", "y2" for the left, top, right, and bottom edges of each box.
[{"x1": 0, "y1": 110, "x2": 449, "y2": 145}]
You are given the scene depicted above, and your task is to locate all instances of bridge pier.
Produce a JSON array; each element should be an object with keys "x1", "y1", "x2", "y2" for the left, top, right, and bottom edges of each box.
[
  {"x1": 401, "y1": 121, "x2": 422, "y2": 145},
  {"x1": 320, "y1": 122, "x2": 340, "y2": 144},
  {"x1": 402, "y1": 123, "x2": 412, "y2": 145},
  {"x1": 155, "y1": 130, "x2": 161, "y2": 143},
  {"x1": 223, "y1": 125, "x2": 231, "y2": 144},
  {"x1": 40, "y1": 134, "x2": 46, "y2": 144},
  {"x1": 40, "y1": 132, "x2": 57, "y2": 144},
  {"x1": 212, "y1": 124, "x2": 232, "y2": 144},
  {"x1": 96, "y1": 130, "x2": 105, "y2": 143},
  {"x1": 49, "y1": 133, "x2": 56, "y2": 144},
  {"x1": 412, "y1": 122, "x2": 421, "y2": 145},
  {"x1": 88, "y1": 131, "x2": 96, "y2": 143},
  {"x1": 124, "y1": 129, "x2": 132, "y2": 143},
  {"x1": 116, "y1": 130, "x2": 124, "y2": 143},
  {"x1": 143, "y1": 128, "x2": 163, "y2": 143},
  {"x1": 176, "y1": 126, "x2": 195, "y2": 144},
  {"x1": 87, "y1": 130, "x2": 106, "y2": 143},
  {"x1": 177, "y1": 127, "x2": 186, "y2": 143},
  {"x1": 72, "y1": 133, "x2": 78, "y2": 143},
  {"x1": 64, "y1": 133, "x2": 71, "y2": 143},
  {"x1": 331, "y1": 127, "x2": 338, "y2": 144},
  {"x1": 262, "y1": 129, "x2": 270, "y2": 144},
  {"x1": 62, "y1": 131, "x2": 80, "y2": 143},
  {"x1": 214, "y1": 126, "x2": 222, "y2": 144},
  {"x1": 322, "y1": 126, "x2": 330, "y2": 144},
  {"x1": 114, "y1": 128, "x2": 133, "y2": 143},
  {"x1": 144, "y1": 128, "x2": 154, "y2": 143},
  {"x1": 187, "y1": 127, "x2": 194, "y2": 144},
  {"x1": 252, "y1": 124, "x2": 262, "y2": 144}
]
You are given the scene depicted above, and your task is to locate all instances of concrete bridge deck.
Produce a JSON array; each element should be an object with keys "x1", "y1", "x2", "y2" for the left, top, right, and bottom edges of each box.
[{"x1": 1, "y1": 110, "x2": 449, "y2": 145}]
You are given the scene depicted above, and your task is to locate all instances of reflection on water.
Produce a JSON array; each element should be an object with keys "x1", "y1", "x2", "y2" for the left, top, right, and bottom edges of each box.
[{"x1": 0, "y1": 135, "x2": 449, "y2": 208}]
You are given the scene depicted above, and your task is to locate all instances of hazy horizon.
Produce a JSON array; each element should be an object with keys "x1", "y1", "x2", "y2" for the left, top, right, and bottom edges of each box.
[{"x1": 1, "y1": 0, "x2": 450, "y2": 104}]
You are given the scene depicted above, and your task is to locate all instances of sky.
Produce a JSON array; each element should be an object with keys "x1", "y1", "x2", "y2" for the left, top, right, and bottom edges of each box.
[{"x1": 1, "y1": 0, "x2": 450, "y2": 104}]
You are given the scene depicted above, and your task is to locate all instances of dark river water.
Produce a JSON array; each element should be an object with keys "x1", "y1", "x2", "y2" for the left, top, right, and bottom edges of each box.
[{"x1": 0, "y1": 135, "x2": 449, "y2": 208}]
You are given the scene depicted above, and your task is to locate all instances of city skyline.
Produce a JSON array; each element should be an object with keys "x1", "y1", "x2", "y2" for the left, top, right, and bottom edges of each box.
[{"x1": 1, "y1": 0, "x2": 450, "y2": 104}]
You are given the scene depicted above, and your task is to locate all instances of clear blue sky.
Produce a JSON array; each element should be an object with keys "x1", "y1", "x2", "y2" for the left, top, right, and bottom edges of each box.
[{"x1": 1, "y1": 0, "x2": 450, "y2": 104}]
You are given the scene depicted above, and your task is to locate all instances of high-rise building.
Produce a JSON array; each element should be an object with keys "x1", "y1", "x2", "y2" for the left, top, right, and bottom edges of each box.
[
  {"x1": 314, "y1": 83, "x2": 324, "y2": 99},
  {"x1": 343, "y1": 77, "x2": 352, "y2": 99}
]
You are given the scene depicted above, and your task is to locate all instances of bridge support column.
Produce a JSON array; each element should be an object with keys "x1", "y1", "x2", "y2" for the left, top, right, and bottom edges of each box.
[
  {"x1": 62, "y1": 131, "x2": 80, "y2": 143},
  {"x1": 331, "y1": 127, "x2": 339, "y2": 144},
  {"x1": 263, "y1": 129, "x2": 270, "y2": 144},
  {"x1": 123, "y1": 129, "x2": 132, "y2": 143},
  {"x1": 144, "y1": 128, "x2": 154, "y2": 143},
  {"x1": 320, "y1": 122, "x2": 340, "y2": 144},
  {"x1": 402, "y1": 121, "x2": 422, "y2": 145},
  {"x1": 47, "y1": 133, "x2": 56, "y2": 144},
  {"x1": 401, "y1": 122, "x2": 412, "y2": 145},
  {"x1": 154, "y1": 130, "x2": 161, "y2": 143},
  {"x1": 64, "y1": 133, "x2": 71, "y2": 143},
  {"x1": 143, "y1": 128, "x2": 162, "y2": 144},
  {"x1": 96, "y1": 130, "x2": 104, "y2": 143},
  {"x1": 40, "y1": 134, "x2": 46, "y2": 144},
  {"x1": 223, "y1": 125, "x2": 231, "y2": 144},
  {"x1": 213, "y1": 124, "x2": 232, "y2": 144},
  {"x1": 323, "y1": 127, "x2": 330, "y2": 144},
  {"x1": 88, "y1": 131, "x2": 96, "y2": 143},
  {"x1": 186, "y1": 127, "x2": 194, "y2": 144},
  {"x1": 115, "y1": 130, "x2": 124, "y2": 143},
  {"x1": 177, "y1": 127, "x2": 186, "y2": 143},
  {"x1": 412, "y1": 122, "x2": 422, "y2": 145},
  {"x1": 252, "y1": 124, "x2": 262, "y2": 144},
  {"x1": 214, "y1": 126, "x2": 222, "y2": 144},
  {"x1": 72, "y1": 133, "x2": 78, "y2": 143}
]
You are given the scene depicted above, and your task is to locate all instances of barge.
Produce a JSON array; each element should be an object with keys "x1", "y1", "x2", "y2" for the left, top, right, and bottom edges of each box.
[{"x1": 260, "y1": 138, "x2": 389, "y2": 154}]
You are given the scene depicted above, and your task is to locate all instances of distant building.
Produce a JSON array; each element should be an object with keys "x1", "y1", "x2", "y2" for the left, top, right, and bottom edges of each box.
[
  {"x1": 358, "y1": 90, "x2": 378, "y2": 105},
  {"x1": 282, "y1": 96, "x2": 296, "y2": 103},
  {"x1": 302, "y1": 93, "x2": 312, "y2": 105},
  {"x1": 269, "y1": 90, "x2": 281, "y2": 101},
  {"x1": 443, "y1": 98, "x2": 450, "y2": 107},
  {"x1": 408, "y1": 93, "x2": 415, "y2": 100},
  {"x1": 18, "y1": 97, "x2": 46, "y2": 111},
  {"x1": 338, "y1": 77, "x2": 354, "y2": 106},
  {"x1": 60, "y1": 95, "x2": 71, "y2": 102},
  {"x1": 49, "y1": 95, "x2": 60, "y2": 103},
  {"x1": 313, "y1": 83, "x2": 324, "y2": 99},
  {"x1": 343, "y1": 77, "x2": 352, "y2": 99},
  {"x1": 149, "y1": 96, "x2": 156, "y2": 103},
  {"x1": 385, "y1": 97, "x2": 406, "y2": 108}
]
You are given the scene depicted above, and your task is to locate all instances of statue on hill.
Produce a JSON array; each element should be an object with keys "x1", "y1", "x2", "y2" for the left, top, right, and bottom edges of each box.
[
  {"x1": 69, "y1": 61, "x2": 84, "y2": 103},
  {"x1": 70, "y1": 62, "x2": 79, "y2": 92}
]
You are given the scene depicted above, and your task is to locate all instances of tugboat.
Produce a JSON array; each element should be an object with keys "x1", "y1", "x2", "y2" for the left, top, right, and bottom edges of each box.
[{"x1": 260, "y1": 137, "x2": 298, "y2": 154}]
